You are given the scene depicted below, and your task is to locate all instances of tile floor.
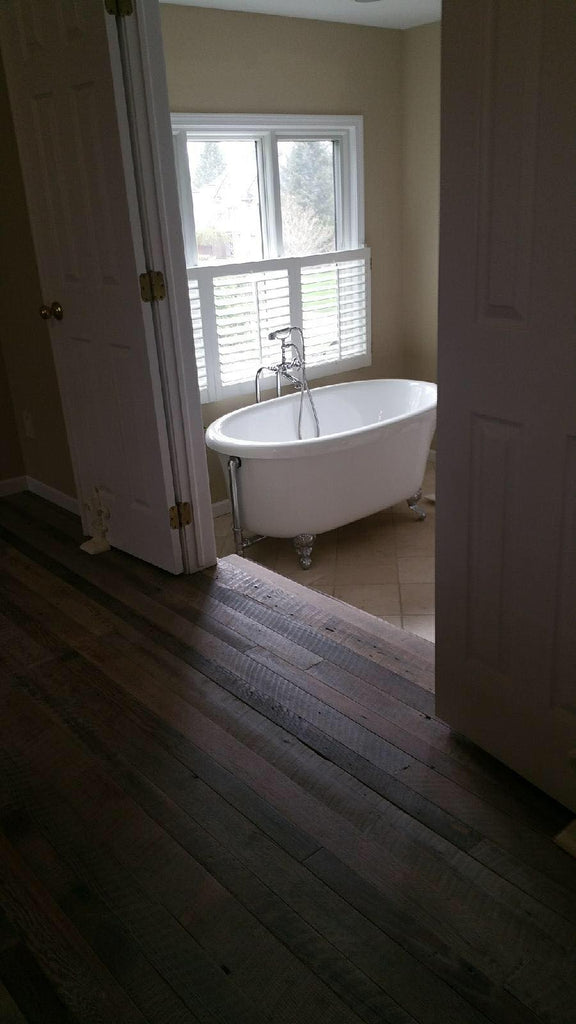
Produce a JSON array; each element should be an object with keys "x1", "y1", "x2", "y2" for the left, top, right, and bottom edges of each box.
[{"x1": 214, "y1": 461, "x2": 436, "y2": 643}]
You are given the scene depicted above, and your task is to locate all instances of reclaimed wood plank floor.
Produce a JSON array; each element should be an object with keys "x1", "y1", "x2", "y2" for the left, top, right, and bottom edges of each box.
[{"x1": 0, "y1": 491, "x2": 575, "y2": 1024}]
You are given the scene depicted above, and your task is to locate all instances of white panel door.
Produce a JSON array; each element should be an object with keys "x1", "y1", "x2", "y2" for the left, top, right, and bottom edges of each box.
[
  {"x1": 0, "y1": 0, "x2": 184, "y2": 572},
  {"x1": 436, "y1": 0, "x2": 576, "y2": 811}
]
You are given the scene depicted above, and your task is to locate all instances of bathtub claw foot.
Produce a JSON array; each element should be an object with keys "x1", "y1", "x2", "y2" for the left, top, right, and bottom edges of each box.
[
  {"x1": 293, "y1": 533, "x2": 316, "y2": 569},
  {"x1": 407, "y1": 489, "x2": 426, "y2": 521}
]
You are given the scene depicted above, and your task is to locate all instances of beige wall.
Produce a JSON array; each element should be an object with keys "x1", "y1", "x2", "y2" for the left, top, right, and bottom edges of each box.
[
  {"x1": 401, "y1": 22, "x2": 441, "y2": 384},
  {"x1": 160, "y1": 5, "x2": 406, "y2": 500},
  {"x1": 0, "y1": 56, "x2": 76, "y2": 498}
]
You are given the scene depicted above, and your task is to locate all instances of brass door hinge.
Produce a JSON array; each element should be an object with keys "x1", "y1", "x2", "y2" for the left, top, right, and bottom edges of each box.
[
  {"x1": 139, "y1": 270, "x2": 166, "y2": 303},
  {"x1": 169, "y1": 502, "x2": 192, "y2": 530},
  {"x1": 105, "y1": 0, "x2": 133, "y2": 15}
]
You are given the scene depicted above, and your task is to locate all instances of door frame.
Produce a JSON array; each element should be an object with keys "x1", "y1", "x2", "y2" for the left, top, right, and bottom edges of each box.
[{"x1": 108, "y1": 0, "x2": 216, "y2": 572}]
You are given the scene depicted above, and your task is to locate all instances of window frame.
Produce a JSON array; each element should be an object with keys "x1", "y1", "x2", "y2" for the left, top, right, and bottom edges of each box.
[
  {"x1": 171, "y1": 113, "x2": 365, "y2": 262},
  {"x1": 171, "y1": 113, "x2": 369, "y2": 404}
]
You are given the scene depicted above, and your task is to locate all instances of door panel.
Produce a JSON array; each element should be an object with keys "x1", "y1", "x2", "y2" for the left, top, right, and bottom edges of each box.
[
  {"x1": 466, "y1": 414, "x2": 522, "y2": 673},
  {"x1": 437, "y1": 0, "x2": 576, "y2": 810},
  {"x1": 0, "y1": 0, "x2": 183, "y2": 572}
]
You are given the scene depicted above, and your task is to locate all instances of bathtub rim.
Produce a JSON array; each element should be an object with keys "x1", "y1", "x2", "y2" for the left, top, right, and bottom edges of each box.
[{"x1": 205, "y1": 378, "x2": 437, "y2": 461}]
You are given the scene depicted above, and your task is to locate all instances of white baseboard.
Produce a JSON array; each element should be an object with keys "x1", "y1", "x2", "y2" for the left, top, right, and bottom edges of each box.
[
  {"x1": 0, "y1": 475, "x2": 78, "y2": 515},
  {"x1": 212, "y1": 498, "x2": 231, "y2": 518},
  {"x1": 0, "y1": 476, "x2": 27, "y2": 498},
  {"x1": 26, "y1": 477, "x2": 80, "y2": 516}
]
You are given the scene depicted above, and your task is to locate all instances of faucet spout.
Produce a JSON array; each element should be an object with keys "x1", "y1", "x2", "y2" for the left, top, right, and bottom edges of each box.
[{"x1": 255, "y1": 366, "x2": 266, "y2": 403}]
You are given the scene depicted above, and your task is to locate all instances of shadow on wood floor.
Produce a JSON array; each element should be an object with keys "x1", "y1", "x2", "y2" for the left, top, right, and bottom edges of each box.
[{"x1": 0, "y1": 491, "x2": 575, "y2": 1024}]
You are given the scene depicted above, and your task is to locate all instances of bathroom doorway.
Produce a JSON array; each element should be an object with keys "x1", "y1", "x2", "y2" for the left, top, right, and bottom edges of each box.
[{"x1": 160, "y1": 4, "x2": 440, "y2": 645}]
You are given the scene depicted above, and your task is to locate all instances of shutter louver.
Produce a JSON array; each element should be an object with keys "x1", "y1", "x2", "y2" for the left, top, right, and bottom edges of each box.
[
  {"x1": 301, "y1": 257, "x2": 367, "y2": 366},
  {"x1": 188, "y1": 278, "x2": 207, "y2": 393},
  {"x1": 213, "y1": 269, "x2": 290, "y2": 388}
]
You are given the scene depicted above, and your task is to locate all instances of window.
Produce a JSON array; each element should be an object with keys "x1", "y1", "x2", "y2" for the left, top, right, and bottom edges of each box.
[{"x1": 172, "y1": 114, "x2": 370, "y2": 403}]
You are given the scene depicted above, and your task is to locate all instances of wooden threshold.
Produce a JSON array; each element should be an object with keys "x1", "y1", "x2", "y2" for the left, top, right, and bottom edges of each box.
[{"x1": 222, "y1": 553, "x2": 435, "y2": 691}]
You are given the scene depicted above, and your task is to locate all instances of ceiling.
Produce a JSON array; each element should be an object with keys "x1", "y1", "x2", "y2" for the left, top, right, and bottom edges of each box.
[{"x1": 160, "y1": 0, "x2": 442, "y2": 31}]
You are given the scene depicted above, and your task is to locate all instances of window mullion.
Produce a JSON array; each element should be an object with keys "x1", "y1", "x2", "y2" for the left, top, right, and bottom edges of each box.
[
  {"x1": 262, "y1": 132, "x2": 284, "y2": 257},
  {"x1": 197, "y1": 273, "x2": 221, "y2": 403},
  {"x1": 255, "y1": 139, "x2": 269, "y2": 260},
  {"x1": 288, "y1": 260, "x2": 302, "y2": 331}
]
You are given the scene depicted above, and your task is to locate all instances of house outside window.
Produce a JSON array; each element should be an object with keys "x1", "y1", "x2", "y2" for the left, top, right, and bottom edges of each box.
[{"x1": 171, "y1": 114, "x2": 371, "y2": 404}]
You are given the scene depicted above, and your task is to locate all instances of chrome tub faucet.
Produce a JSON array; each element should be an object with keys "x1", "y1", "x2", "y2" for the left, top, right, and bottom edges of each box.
[{"x1": 255, "y1": 326, "x2": 306, "y2": 402}]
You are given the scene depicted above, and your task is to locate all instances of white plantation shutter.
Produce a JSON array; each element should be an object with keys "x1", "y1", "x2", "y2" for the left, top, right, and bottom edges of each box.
[
  {"x1": 301, "y1": 256, "x2": 368, "y2": 365},
  {"x1": 187, "y1": 278, "x2": 207, "y2": 394},
  {"x1": 301, "y1": 263, "x2": 339, "y2": 365},
  {"x1": 213, "y1": 269, "x2": 290, "y2": 387},
  {"x1": 337, "y1": 258, "x2": 369, "y2": 359},
  {"x1": 188, "y1": 249, "x2": 370, "y2": 402}
]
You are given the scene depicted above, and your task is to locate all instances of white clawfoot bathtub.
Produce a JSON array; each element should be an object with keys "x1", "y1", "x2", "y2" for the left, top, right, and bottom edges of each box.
[{"x1": 206, "y1": 379, "x2": 437, "y2": 567}]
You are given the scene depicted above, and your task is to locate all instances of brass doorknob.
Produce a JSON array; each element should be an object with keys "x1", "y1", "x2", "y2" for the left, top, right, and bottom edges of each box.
[{"x1": 39, "y1": 302, "x2": 64, "y2": 321}]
